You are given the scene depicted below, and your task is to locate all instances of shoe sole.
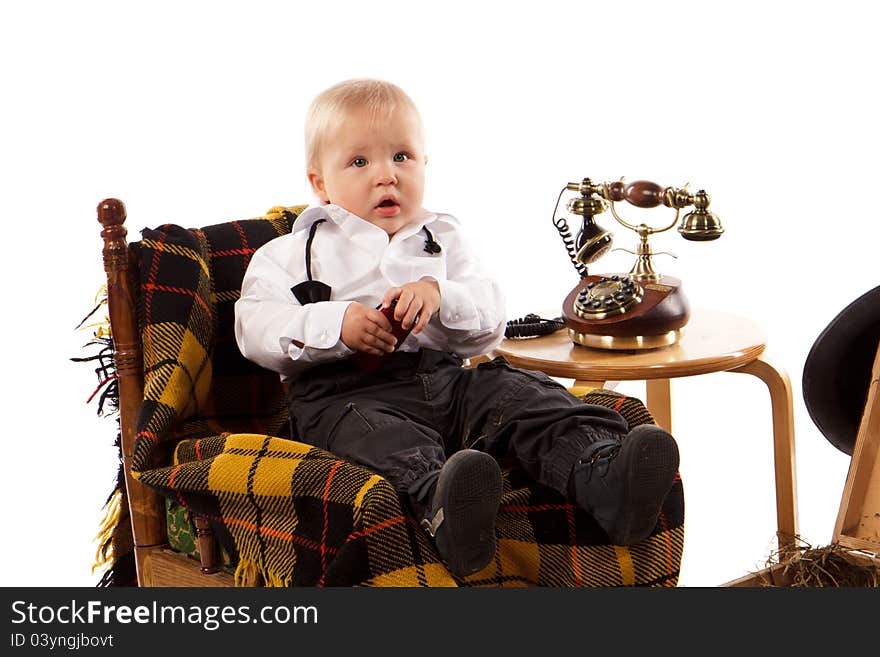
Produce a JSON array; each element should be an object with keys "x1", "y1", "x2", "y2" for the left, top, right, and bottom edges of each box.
[
  {"x1": 433, "y1": 450, "x2": 503, "y2": 577},
  {"x1": 612, "y1": 425, "x2": 679, "y2": 545}
]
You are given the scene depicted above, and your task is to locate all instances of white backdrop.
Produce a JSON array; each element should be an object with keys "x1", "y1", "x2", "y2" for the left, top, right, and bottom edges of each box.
[{"x1": 2, "y1": 0, "x2": 875, "y2": 587}]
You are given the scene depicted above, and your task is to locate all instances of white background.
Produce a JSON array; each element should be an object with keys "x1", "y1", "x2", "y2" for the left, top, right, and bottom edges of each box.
[{"x1": 1, "y1": 0, "x2": 875, "y2": 587}]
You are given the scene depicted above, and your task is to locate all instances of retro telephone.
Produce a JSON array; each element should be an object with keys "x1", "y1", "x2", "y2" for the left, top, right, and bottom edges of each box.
[{"x1": 552, "y1": 177, "x2": 724, "y2": 350}]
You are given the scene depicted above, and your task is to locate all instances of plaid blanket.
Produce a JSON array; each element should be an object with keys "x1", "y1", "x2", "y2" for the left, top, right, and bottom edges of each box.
[{"x1": 122, "y1": 206, "x2": 684, "y2": 586}]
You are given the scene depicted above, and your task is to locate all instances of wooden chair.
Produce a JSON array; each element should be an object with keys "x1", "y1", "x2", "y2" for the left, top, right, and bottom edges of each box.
[
  {"x1": 99, "y1": 199, "x2": 230, "y2": 585},
  {"x1": 93, "y1": 197, "x2": 685, "y2": 587}
]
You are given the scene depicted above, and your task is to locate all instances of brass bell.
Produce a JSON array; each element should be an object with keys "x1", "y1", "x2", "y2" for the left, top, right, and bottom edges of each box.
[{"x1": 678, "y1": 190, "x2": 724, "y2": 241}]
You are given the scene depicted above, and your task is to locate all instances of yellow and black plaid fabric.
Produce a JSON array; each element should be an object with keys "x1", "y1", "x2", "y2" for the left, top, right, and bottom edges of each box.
[{"x1": 128, "y1": 207, "x2": 684, "y2": 587}]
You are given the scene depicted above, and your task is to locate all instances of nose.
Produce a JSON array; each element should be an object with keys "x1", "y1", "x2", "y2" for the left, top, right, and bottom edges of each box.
[{"x1": 374, "y1": 161, "x2": 397, "y2": 186}]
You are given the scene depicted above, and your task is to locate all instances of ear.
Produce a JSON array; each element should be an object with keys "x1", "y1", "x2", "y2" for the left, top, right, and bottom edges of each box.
[{"x1": 307, "y1": 171, "x2": 329, "y2": 203}]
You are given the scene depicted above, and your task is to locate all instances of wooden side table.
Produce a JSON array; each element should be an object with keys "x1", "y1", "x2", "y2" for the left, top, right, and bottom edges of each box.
[{"x1": 493, "y1": 308, "x2": 799, "y2": 551}]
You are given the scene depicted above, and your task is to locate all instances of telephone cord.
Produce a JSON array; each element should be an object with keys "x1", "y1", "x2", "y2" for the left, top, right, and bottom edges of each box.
[
  {"x1": 504, "y1": 314, "x2": 565, "y2": 339},
  {"x1": 551, "y1": 185, "x2": 587, "y2": 279}
]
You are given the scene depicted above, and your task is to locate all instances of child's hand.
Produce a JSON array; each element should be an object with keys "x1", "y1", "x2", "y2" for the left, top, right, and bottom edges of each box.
[
  {"x1": 341, "y1": 303, "x2": 398, "y2": 355},
  {"x1": 381, "y1": 278, "x2": 441, "y2": 334}
]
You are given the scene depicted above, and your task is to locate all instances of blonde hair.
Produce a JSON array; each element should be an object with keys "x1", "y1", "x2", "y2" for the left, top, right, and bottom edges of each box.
[{"x1": 304, "y1": 78, "x2": 423, "y2": 172}]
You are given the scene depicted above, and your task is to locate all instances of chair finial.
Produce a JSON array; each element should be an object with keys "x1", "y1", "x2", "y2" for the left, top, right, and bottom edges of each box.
[{"x1": 98, "y1": 198, "x2": 127, "y2": 227}]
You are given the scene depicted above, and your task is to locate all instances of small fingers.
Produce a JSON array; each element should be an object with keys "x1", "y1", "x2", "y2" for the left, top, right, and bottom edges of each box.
[
  {"x1": 357, "y1": 342, "x2": 385, "y2": 356},
  {"x1": 360, "y1": 338, "x2": 394, "y2": 355},
  {"x1": 368, "y1": 307, "x2": 394, "y2": 332},
  {"x1": 394, "y1": 289, "x2": 415, "y2": 322},
  {"x1": 401, "y1": 298, "x2": 423, "y2": 330},
  {"x1": 411, "y1": 310, "x2": 429, "y2": 334},
  {"x1": 364, "y1": 320, "x2": 397, "y2": 352},
  {"x1": 381, "y1": 287, "x2": 402, "y2": 310},
  {"x1": 356, "y1": 337, "x2": 393, "y2": 356}
]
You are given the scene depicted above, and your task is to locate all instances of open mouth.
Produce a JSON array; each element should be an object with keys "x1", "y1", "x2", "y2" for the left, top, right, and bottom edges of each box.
[{"x1": 374, "y1": 197, "x2": 401, "y2": 217}]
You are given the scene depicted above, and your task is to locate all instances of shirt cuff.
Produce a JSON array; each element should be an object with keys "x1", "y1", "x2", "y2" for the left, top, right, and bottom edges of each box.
[
  {"x1": 280, "y1": 300, "x2": 353, "y2": 360},
  {"x1": 436, "y1": 279, "x2": 481, "y2": 330}
]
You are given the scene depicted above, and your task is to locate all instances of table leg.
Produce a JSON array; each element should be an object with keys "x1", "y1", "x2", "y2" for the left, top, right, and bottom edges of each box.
[
  {"x1": 730, "y1": 353, "x2": 799, "y2": 554},
  {"x1": 646, "y1": 379, "x2": 673, "y2": 433}
]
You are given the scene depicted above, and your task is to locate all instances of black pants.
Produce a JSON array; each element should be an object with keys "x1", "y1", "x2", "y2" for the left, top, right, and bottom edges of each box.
[{"x1": 288, "y1": 349, "x2": 628, "y2": 517}]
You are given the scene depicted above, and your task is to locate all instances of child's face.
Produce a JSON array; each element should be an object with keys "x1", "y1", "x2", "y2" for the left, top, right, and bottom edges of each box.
[{"x1": 308, "y1": 107, "x2": 427, "y2": 237}]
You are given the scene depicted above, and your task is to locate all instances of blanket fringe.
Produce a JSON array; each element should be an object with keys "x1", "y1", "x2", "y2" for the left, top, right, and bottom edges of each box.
[
  {"x1": 93, "y1": 488, "x2": 123, "y2": 575},
  {"x1": 75, "y1": 290, "x2": 136, "y2": 586},
  {"x1": 233, "y1": 559, "x2": 292, "y2": 588},
  {"x1": 94, "y1": 460, "x2": 136, "y2": 587}
]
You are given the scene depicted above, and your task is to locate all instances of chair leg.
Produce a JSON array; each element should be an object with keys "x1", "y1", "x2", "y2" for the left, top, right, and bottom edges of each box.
[{"x1": 193, "y1": 515, "x2": 220, "y2": 574}]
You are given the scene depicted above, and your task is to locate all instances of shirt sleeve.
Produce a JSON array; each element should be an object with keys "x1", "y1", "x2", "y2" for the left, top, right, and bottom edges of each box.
[
  {"x1": 234, "y1": 239, "x2": 354, "y2": 379},
  {"x1": 430, "y1": 221, "x2": 507, "y2": 357}
]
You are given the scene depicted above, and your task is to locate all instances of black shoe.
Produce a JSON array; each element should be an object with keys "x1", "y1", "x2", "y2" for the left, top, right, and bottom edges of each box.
[
  {"x1": 570, "y1": 424, "x2": 679, "y2": 545},
  {"x1": 421, "y1": 449, "x2": 502, "y2": 577}
]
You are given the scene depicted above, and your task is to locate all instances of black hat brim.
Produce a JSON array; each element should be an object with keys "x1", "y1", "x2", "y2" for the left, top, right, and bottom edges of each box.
[{"x1": 802, "y1": 285, "x2": 880, "y2": 455}]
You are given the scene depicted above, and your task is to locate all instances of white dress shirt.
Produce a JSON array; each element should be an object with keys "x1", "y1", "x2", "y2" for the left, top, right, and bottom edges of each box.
[{"x1": 234, "y1": 204, "x2": 507, "y2": 381}]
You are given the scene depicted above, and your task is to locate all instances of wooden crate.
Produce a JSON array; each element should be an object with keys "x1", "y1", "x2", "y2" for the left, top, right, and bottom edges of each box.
[{"x1": 725, "y1": 341, "x2": 880, "y2": 587}]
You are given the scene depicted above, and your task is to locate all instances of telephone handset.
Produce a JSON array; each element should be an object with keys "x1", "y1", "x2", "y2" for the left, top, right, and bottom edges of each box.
[{"x1": 554, "y1": 178, "x2": 724, "y2": 350}]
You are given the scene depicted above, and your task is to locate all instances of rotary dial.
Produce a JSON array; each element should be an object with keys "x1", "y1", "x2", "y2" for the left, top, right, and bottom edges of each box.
[{"x1": 574, "y1": 275, "x2": 644, "y2": 320}]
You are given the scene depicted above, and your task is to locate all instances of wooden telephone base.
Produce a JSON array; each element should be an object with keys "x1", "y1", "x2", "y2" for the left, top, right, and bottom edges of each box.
[{"x1": 562, "y1": 274, "x2": 690, "y2": 350}]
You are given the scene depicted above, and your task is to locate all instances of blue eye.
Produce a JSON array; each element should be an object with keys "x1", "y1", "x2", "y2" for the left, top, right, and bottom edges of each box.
[
  {"x1": 393, "y1": 152, "x2": 409, "y2": 162},
  {"x1": 352, "y1": 157, "x2": 368, "y2": 167}
]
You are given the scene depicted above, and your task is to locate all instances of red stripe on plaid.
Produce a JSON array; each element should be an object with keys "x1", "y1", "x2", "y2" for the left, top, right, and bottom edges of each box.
[
  {"x1": 143, "y1": 283, "x2": 211, "y2": 317},
  {"x1": 333, "y1": 515, "x2": 413, "y2": 586},
  {"x1": 195, "y1": 439, "x2": 202, "y2": 461},
  {"x1": 143, "y1": 230, "x2": 167, "y2": 383},
  {"x1": 614, "y1": 396, "x2": 625, "y2": 412},
  {"x1": 232, "y1": 221, "x2": 252, "y2": 269},
  {"x1": 317, "y1": 460, "x2": 343, "y2": 586},
  {"x1": 221, "y1": 515, "x2": 340, "y2": 555},
  {"x1": 345, "y1": 513, "x2": 409, "y2": 542},
  {"x1": 137, "y1": 430, "x2": 159, "y2": 445},
  {"x1": 169, "y1": 464, "x2": 182, "y2": 489},
  {"x1": 210, "y1": 248, "x2": 256, "y2": 258}
]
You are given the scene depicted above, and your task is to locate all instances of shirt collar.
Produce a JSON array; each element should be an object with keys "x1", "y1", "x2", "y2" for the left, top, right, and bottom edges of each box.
[{"x1": 293, "y1": 204, "x2": 439, "y2": 241}]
